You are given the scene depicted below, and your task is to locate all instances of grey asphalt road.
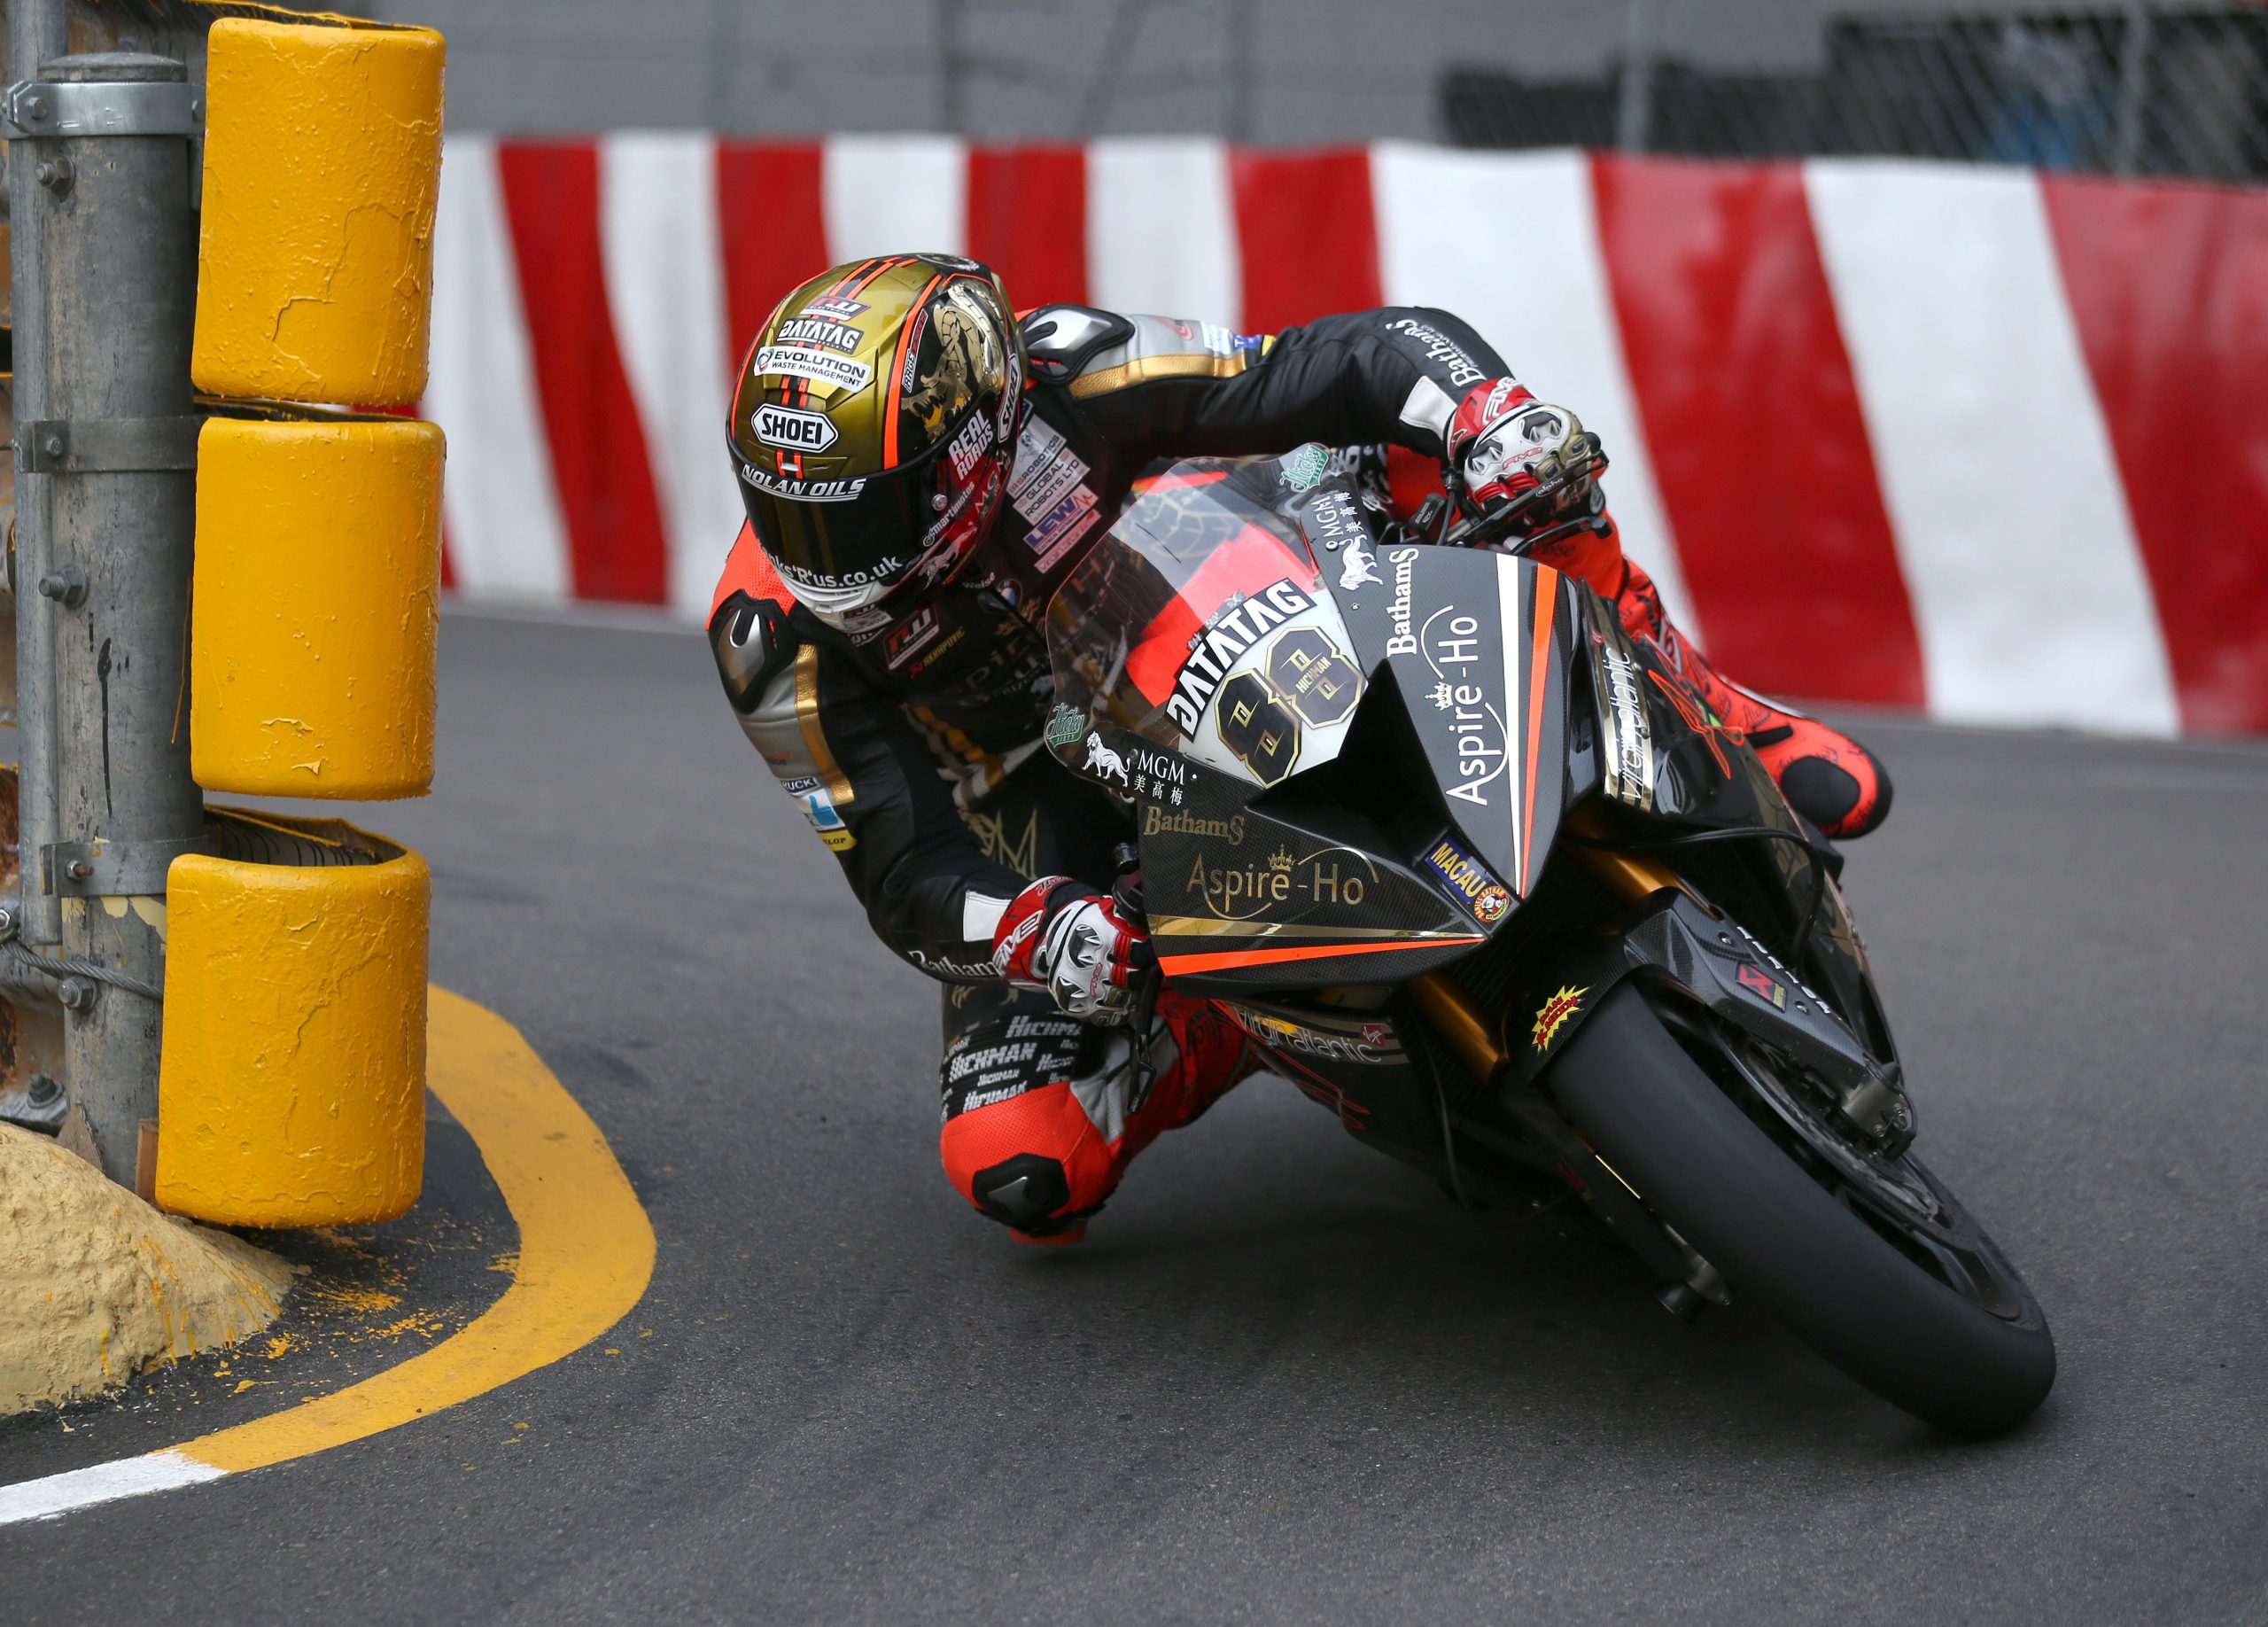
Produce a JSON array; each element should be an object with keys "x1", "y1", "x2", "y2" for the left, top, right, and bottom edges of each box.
[{"x1": 6, "y1": 607, "x2": 2266, "y2": 1624}]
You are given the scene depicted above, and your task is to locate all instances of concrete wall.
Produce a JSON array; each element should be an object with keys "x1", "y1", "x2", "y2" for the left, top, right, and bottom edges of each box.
[{"x1": 345, "y1": 0, "x2": 2085, "y2": 140}]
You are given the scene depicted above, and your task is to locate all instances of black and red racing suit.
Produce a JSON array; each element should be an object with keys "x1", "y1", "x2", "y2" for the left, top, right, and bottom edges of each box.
[{"x1": 707, "y1": 303, "x2": 1517, "y2": 1237}]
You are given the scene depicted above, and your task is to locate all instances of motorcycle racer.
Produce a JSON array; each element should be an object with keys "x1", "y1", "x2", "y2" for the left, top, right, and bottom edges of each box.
[{"x1": 709, "y1": 253, "x2": 1890, "y2": 1242}]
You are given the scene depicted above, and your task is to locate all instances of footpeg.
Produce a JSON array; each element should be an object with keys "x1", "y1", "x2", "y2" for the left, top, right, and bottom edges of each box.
[{"x1": 1658, "y1": 1282, "x2": 1705, "y2": 1323}]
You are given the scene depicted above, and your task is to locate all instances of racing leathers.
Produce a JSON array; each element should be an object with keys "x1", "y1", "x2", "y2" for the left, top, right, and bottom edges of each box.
[{"x1": 706, "y1": 302, "x2": 1877, "y2": 1241}]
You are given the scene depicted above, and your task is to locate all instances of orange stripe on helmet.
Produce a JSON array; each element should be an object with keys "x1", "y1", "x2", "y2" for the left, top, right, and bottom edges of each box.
[
  {"x1": 840, "y1": 254, "x2": 913, "y2": 300},
  {"x1": 882, "y1": 270, "x2": 949, "y2": 468}
]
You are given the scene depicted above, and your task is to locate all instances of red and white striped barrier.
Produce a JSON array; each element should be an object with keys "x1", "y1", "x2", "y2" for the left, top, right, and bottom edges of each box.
[{"x1": 424, "y1": 136, "x2": 2268, "y2": 737}]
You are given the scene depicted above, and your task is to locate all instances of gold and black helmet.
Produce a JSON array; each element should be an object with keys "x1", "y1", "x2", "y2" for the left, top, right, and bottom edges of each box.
[{"x1": 728, "y1": 254, "x2": 1023, "y2": 628}]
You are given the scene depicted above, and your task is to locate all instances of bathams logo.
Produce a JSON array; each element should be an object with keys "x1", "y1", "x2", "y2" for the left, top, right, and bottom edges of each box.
[
  {"x1": 752, "y1": 403, "x2": 839, "y2": 454},
  {"x1": 1142, "y1": 806, "x2": 1244, "y2": 845},
  {"x1": 1385, "y1": 547, "x2": 1418, "y2": 654},
  {"x1": 1385, "y1": 317, "x2": 1487, "y2": 389}
]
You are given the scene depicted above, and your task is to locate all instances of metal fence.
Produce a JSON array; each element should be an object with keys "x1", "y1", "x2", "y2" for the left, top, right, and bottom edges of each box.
[
  {"x1": 289, "y1": 0, "x2": 2268, "y2": 181},
  {"x1": 1444, "y1": 3, "x2": 2268, "y2": 183}
]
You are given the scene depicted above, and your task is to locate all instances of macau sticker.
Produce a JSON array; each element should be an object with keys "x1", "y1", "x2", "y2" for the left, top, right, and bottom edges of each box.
[{"x1": 1422, "y1": 835, "x2": 1513, "y2": 925}]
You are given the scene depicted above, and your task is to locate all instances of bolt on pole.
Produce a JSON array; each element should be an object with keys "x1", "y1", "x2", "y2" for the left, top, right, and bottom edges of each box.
[{"x1": 7, "y1": 5, "x2": 206, "y2": 1185}]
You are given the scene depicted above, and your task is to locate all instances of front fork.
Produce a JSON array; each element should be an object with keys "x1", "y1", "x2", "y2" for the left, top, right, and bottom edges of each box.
[
  {"x1": 1407, "y1": 830, "x2": 1689, "y2": 1083},
  {"x1": 1412, "y1": 963, "x2": 1730, "y2": 1314},
  {"x1": 1406, "y1": 838, "x2": 1736, "y2": 1318}
]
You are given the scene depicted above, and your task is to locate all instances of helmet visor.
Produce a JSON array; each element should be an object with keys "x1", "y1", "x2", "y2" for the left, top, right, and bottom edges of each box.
[
  {"x1": 739, "y1": 403, "x2": 1011, "y2": 624},
  {"x1": 737, "y1": 440, "x2": 954, "y2": 617}
]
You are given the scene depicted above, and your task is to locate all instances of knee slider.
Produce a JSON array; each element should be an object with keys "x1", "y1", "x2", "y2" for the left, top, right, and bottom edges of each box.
[{"x1": 968, "y1": 1153, "x2": 1074, "y2": 1232}]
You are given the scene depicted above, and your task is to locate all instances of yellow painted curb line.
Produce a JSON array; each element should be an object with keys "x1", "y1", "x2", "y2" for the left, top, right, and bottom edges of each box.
[{"x1": 0, "y1": 986, "x2": 656, "y2": 1523}]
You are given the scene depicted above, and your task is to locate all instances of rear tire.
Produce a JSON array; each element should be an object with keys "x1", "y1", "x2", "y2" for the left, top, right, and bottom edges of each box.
[{"x1": 1542, "y1": 981, "x2": 2054, "y2": 1436}]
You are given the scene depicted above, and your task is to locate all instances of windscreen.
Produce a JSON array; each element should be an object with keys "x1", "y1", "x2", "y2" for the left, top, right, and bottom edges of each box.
[{"x1": 1048, "y1": 456, "x2": 1363, "y2": 786}]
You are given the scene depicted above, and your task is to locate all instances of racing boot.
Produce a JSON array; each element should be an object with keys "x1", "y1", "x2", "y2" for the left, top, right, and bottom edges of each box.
[
  {"x1": 1003, "y1": 995, "x2": 1257, "y2": 1246},
  {"x1": 1528, "y1": 518, "x2": 1891, "y2": 839},
  {"x1": 948, "y1": 992, "x2": 1258, "y2": 1248}
]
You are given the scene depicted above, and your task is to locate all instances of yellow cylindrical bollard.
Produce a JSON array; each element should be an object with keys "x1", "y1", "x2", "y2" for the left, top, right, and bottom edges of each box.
[
  {"x1": 191, "y1": 18, "x2": 446, "y2": 407},
  {"x1": 192, "y1": 416, "x2": 444, "y2": 799},
  {"x1": 156, "y1": 814, "x2": 430, "y2": 1227}
]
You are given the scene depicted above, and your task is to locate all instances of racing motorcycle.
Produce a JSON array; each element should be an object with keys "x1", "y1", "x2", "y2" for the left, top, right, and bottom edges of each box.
[{"x1": 1040, "y1": 448, "x2": 2055, "y2": 1436}]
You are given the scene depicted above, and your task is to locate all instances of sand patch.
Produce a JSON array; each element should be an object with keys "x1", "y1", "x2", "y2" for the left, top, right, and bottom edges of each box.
[{"x1": 1, "y1": 1122, "x2": 294, "y2": 1415}]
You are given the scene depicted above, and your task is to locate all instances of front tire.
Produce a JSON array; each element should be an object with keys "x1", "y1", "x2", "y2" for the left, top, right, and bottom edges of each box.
[{"x1": 1542, "y1": 981, "x2": 2055, "y2": 1435}]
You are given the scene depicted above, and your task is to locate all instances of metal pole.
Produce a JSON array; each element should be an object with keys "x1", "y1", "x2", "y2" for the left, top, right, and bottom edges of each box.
[
  {"x1": 939, "y1": 0, "x2": 965, "y2": 136},
  {"x1": 1224, "y1": 0, "x2": 1254, "y2": 145},
  {"x1": 2110, "y1": 4, "x2": 2156, "y2": 176},
  {"x1": 12, "y1": 44, "x2": 204, "y2": 1184},
  {"x1": 1614, "y1": 0, "x2": 1657, "y2": 154},
  {"x1": 703, "y1": 0, "x2": 735, "y2": 134},
  {"x1": 9, "y1": 0, "x2": 67, "y2": 952}
]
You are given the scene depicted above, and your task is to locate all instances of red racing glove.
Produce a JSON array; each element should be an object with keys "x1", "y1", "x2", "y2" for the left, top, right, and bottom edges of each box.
[
  {"x1": 1446, "y1": 378, "x2": 1604, "y2": 536},
  {"x1": 991, "y1": 876, "x2": 1152, "y2": 1024}
]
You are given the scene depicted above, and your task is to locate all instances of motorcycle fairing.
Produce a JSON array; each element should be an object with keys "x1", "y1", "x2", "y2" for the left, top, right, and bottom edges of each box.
[
  {"x1": 1495, "y1": 889, "x2": 1901, "y2": 1112},
  {"x1": 1210, "y1": 990, "x2": 1436, "y2": 1147},
  {"x1": 1324, "y1": 539, "x2": 1578, "y2": 900},
  {"x1": 1045, "y1": 463, "x2": 1587, "y2": 992},
  {"x1": 1141, "y1": 766, "x2": 1495, "y2": 992},
  {"x1": 1592, "y1": 597, "x2": 1839, "y2": 874},
  {"x1": 1575, "y1": 589, "x2": 1658, "y2": 814},
  {"x1": 1044, "y1": 709, "x2": 1488, "y2": 991}
]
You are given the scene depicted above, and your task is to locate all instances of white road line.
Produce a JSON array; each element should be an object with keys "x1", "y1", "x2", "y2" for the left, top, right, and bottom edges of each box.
[
  {"x1": 1370, "y1": 142, "x2": 1699, "y2": 640},
  {"x1": 1087, "y1": 138, "x2": 1241, "y2": 326},
  {"x1": 424, "y1": 135, "x2": 575, "y2": 605},
  {"x1": 822, "y1": 134, "x2": 968, "y2": 265},
  {"x1": 0, "y1": 1450, "x2": 227, "y2": 1527},
  {"x1": 1806, "y1": 158, "x2": 2179, "y2": 736},
  {"x1": 600, "y1": 133, "x2": 746, "y2": 622}
]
